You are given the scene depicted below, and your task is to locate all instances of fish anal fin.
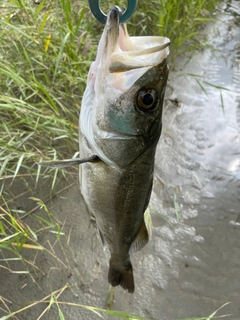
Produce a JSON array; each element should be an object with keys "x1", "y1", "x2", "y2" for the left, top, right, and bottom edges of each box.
[
  {"x1": 108, "y1": 259, "x2": 134, "y2": 294},
  {"x1": 129, "y1": 208, "x2": 152, "y2": 255}
]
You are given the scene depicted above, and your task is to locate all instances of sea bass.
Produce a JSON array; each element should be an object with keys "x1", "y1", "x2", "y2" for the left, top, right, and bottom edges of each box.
[{"x1": 40, "y1": 6, "x2": 169, "y2": 293}]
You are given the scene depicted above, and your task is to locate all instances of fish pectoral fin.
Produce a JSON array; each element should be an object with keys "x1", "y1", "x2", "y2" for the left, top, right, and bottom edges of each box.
[
  {"x1": 37, "y1": 155, "x2": 99, "y2": 169},
  {"x1": 129, "y1": 208, "x2": 152, "y2": 254}
]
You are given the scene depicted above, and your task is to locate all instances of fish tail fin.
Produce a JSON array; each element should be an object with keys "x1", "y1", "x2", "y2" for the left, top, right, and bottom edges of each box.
[{"x1": 108, "y1": 258, "x2": 134, "y2": 293}]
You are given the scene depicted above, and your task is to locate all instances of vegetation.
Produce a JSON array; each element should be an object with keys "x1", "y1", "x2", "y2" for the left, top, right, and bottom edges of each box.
[
  {"x1": 0, "y1": 292, "x2": 231, "y2": 320},
  {"x1": 0, "y1": 0, "x2": 223, "y2": 318}
]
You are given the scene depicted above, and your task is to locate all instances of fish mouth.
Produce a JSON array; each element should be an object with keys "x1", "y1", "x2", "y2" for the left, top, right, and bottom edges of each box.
[
  {"x1": 105, "y1": 6, "x2": 170, "y2": 73},
  {"x1": 100, "y1": 6, "x2": 170, "y2": 73},
  {"x1": 97, "y1": 6, "x2": 170, "y2": 92}
]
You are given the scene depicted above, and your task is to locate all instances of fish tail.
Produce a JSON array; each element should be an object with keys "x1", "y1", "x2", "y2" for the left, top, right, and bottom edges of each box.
[{"x1": 108, "y1": 258, "x2": 134, "y2": 293}]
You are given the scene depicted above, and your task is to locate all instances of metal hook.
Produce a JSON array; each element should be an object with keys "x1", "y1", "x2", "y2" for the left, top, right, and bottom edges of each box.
[{"x1": 88, "y1": 0, "x2": 138, "y2": 24}]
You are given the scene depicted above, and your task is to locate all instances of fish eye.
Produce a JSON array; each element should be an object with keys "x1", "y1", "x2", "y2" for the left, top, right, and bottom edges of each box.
[{"x1": 136, "y1": 89, "x2": 158, "y2": 112}]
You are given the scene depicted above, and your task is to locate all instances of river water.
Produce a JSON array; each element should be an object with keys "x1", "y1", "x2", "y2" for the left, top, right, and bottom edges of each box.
[{"x1": 0, "y1": 1, "x2": 240, "y2": 319}]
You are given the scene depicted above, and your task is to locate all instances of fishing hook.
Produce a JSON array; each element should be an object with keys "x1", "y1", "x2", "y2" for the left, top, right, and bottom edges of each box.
[{"x1": 88, "y1": 0, "x2": 138, "y2": 24}]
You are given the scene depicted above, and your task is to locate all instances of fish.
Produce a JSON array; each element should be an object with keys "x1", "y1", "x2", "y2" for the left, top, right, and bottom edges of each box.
[{"x1": 39, "y1": 6, "x2": 170, "y2": 293}]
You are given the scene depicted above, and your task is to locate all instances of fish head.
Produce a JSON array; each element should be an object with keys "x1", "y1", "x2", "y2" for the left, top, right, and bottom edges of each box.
[{"x1": 80, "y1": 6, "x2": 170, "y2": 167}]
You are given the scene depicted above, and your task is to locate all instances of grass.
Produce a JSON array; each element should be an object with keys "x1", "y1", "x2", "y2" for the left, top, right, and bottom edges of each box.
[
  {"x1": 186, "y1": 73, "x2": 231, "y2": 114},
  {"x1": 0, "y1": 286, "x2": 231, "y2": 320},
  {"x1": 0, "y1": 0, "x2": 90, "y2": 178},
  {"x1": 0, "y1": 0, "x2": 224, "y2": 319}
]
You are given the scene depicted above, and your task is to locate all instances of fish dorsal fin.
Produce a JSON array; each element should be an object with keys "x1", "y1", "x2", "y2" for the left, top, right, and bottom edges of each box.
[
  {"x1": 37, "y1": 155, "x2": 99, "y2": 169},
  {"x1": 129, "y1": 208, "x2": 152, "y2": 254}
]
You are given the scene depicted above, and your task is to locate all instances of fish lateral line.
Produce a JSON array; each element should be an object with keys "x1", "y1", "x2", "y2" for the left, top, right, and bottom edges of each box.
[{"x1": 37, "y1": 155, "x2": 99, "y2": 169}]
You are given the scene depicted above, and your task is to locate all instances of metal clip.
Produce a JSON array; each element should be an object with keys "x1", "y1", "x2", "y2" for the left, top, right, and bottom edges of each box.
[{"x1": 88, "y1": 0, "x2": 138, "y2": 24}]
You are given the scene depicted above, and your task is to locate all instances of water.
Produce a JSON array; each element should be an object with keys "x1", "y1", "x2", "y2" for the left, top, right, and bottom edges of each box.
[{"x1": 0, "y1": 1, "x2": 240, "y2": 319}]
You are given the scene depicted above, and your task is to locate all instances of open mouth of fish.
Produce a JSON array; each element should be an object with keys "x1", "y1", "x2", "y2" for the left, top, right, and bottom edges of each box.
[{"x1": 92, "y1": 5, "x2": 170, "y2": 89}]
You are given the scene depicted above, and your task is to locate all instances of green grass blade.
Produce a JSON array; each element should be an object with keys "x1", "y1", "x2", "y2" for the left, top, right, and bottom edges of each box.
[{"x1": 53, "y1": 32, "x2": 70, "y2": 82}]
